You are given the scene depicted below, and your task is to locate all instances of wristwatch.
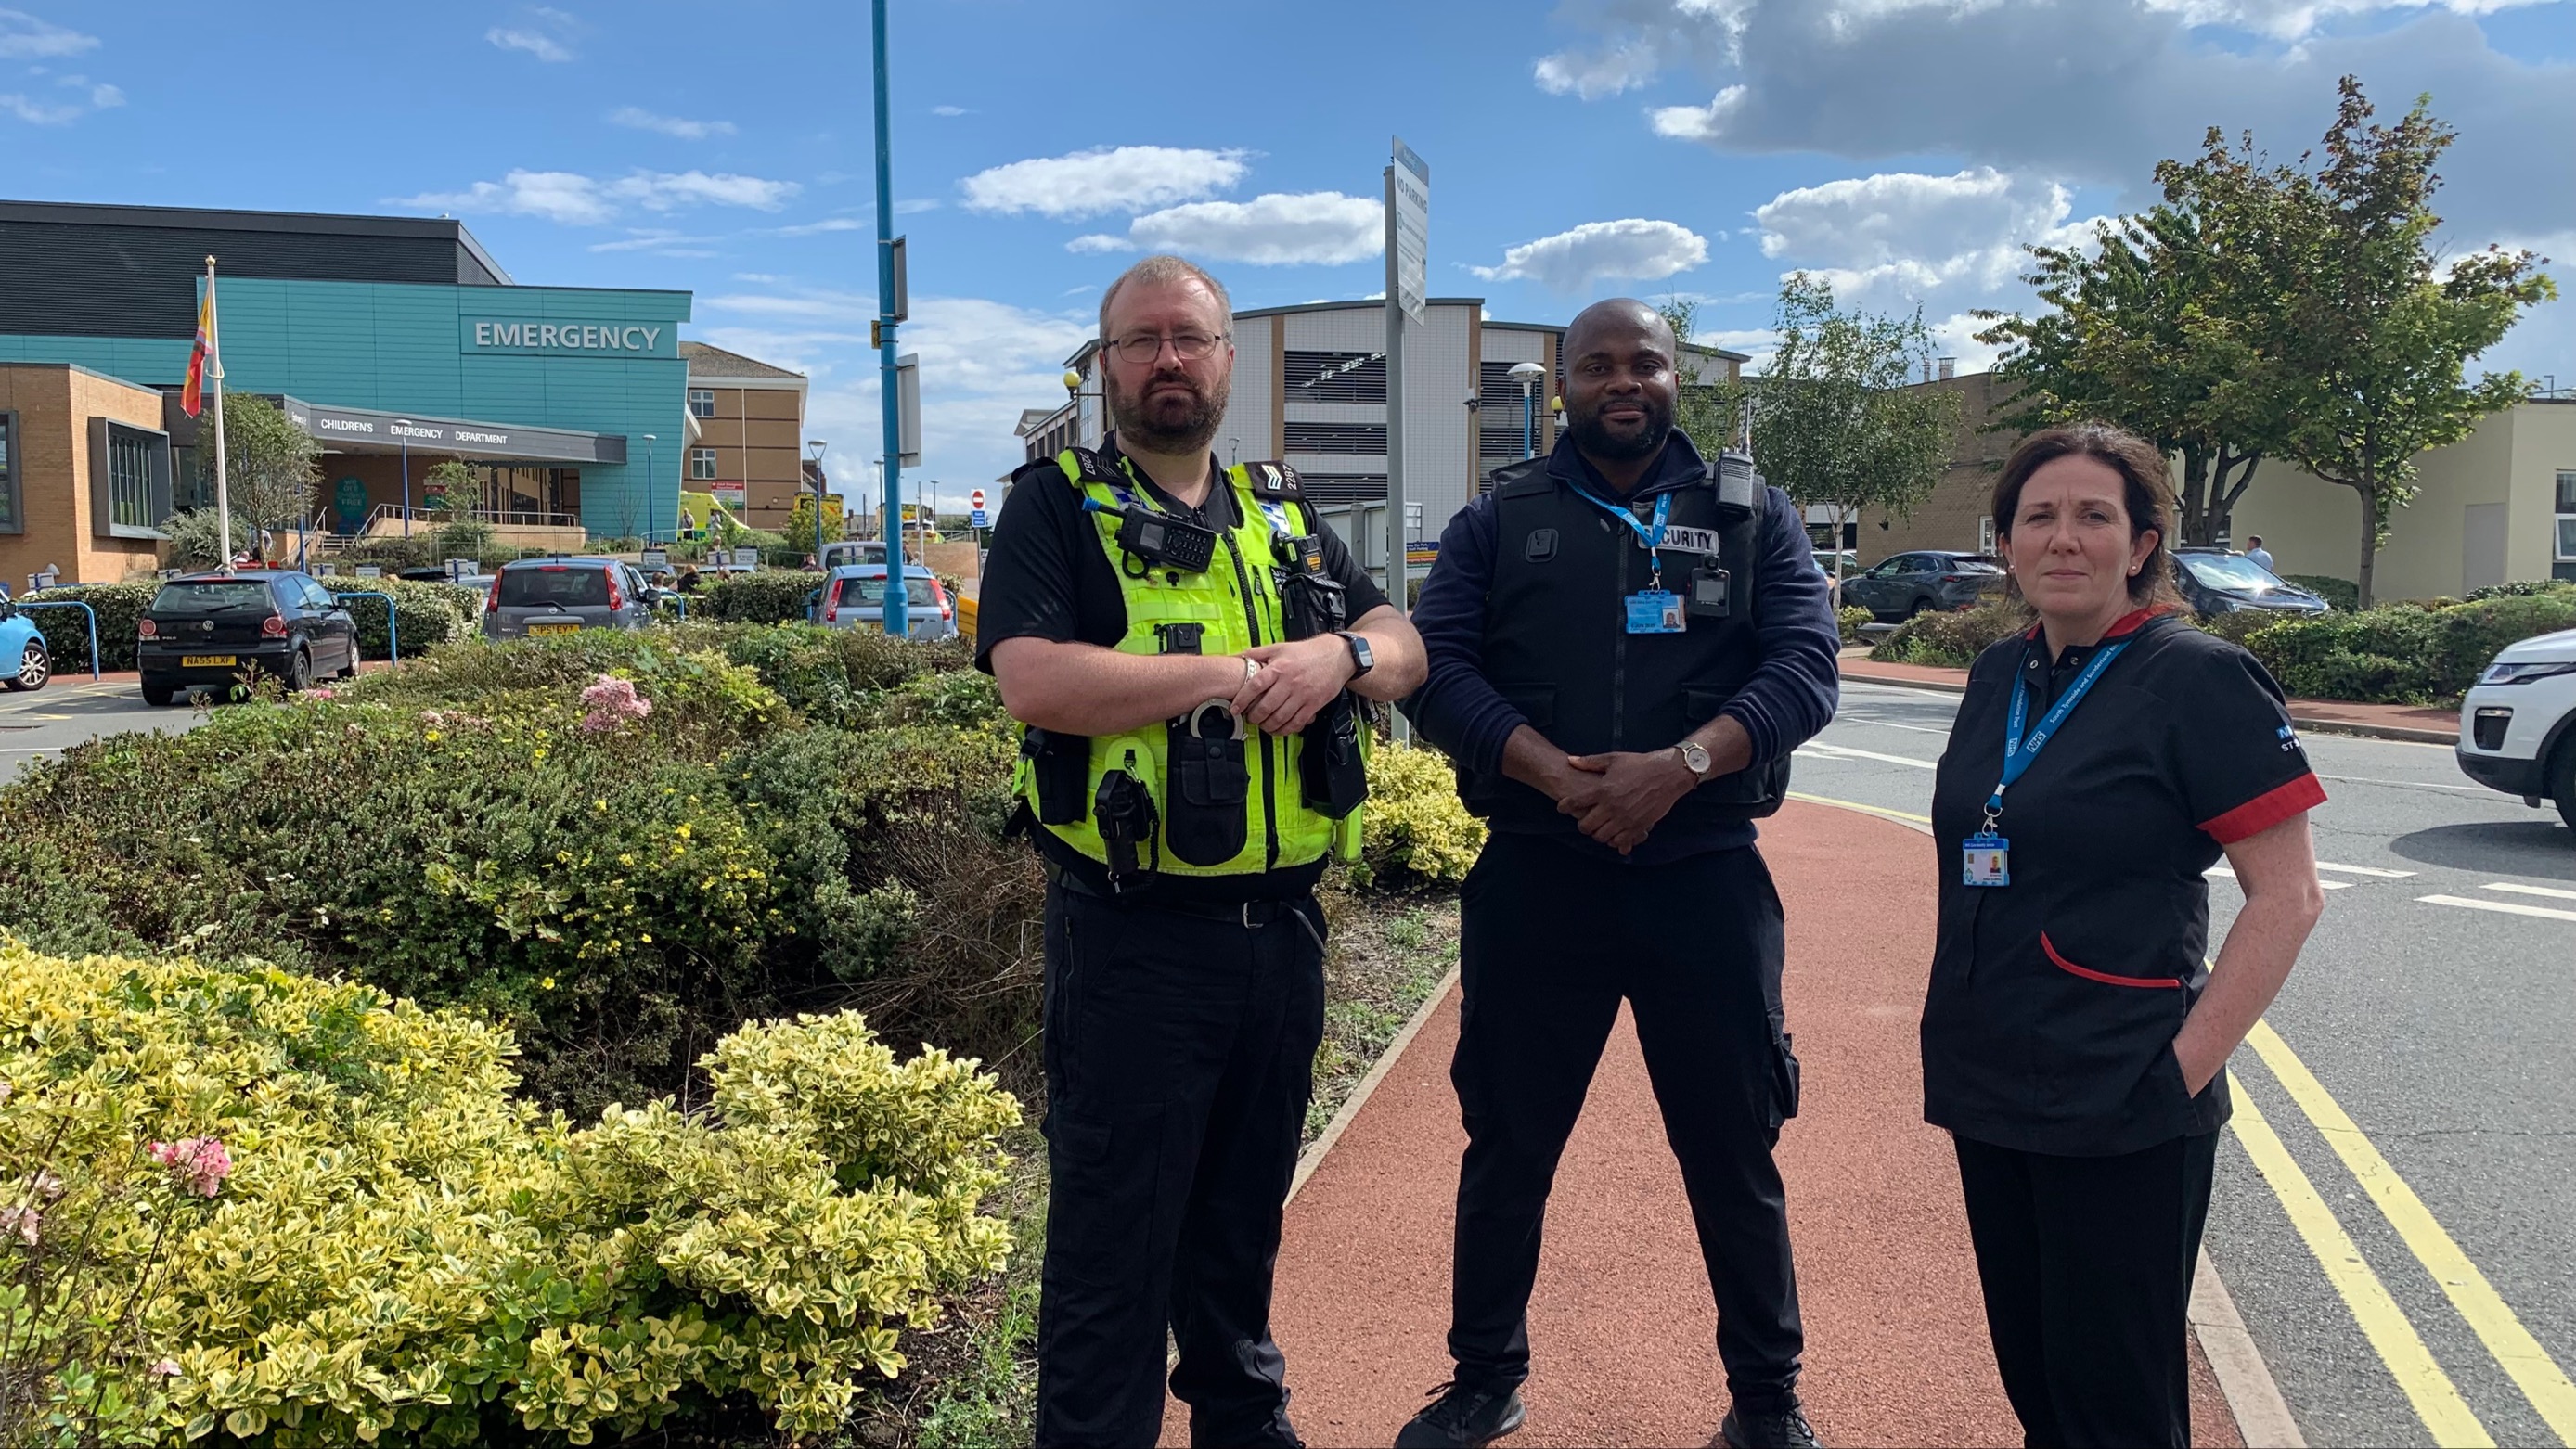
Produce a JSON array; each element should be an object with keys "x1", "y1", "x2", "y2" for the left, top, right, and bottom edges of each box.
[
  {"x1": 1334, "y1": 630, "x2": 1375, "y2": 680},
  {"x1": 1676, "y1": 739, "x2": 1713, "y2": 782}
]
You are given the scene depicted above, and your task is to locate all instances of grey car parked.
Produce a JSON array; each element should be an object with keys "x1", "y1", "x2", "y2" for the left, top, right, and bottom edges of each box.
[
  {"x1": 1841, "y1": 550, "x2": 2008, "y2": 621},
  {"x1": 482, "y1": 558, "x2": 654, "y2": 640}
]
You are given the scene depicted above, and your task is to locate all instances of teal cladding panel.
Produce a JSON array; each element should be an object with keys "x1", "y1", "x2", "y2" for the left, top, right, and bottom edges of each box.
[{"x1": 0, "y1": 276, "x2": 694, "y2": 540}]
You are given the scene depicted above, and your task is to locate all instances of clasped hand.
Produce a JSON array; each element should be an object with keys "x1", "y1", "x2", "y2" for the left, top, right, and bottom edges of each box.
[
  {"x1": 1229, "y1": 636, "x2": 1353, "y2": 737},
  {"x1": 1552, "y1": 750, "x2": 1695, "y2": 855}
]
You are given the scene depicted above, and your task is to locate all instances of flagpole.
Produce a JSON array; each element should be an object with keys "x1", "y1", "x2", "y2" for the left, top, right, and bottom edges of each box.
[{"x1": 206, "y1": 256, "x2": 233, "y2": 574}]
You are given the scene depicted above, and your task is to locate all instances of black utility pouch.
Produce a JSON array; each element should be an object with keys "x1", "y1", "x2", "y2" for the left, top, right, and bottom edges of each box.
[
  {"x1": 1165, "y1": 701, "x2": 1250, "y2": 866},
  {"x1": 1023, "y1": 726, "x2": 1092, "y2": 826},
  {"x1": 1093, "y1": 752, "x2": 1160, "y2": 884},
  {"x1": 1300, "y1": 695, "x2": 1368, "y2": 819},
  {"x1": 1274, "y1": 533, "x2": 1346, "y2": 641}
]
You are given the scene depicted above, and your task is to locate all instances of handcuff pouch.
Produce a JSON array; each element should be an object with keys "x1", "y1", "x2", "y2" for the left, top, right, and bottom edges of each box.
[
  {"x1": 1300, "y1": 694, "x2": 1368, "y2": 819},
  {"x1": 1166, "y1": 702, "x2": 1249, "y2": 866},
  {"x1": 1023, "y1": 726, "x2": 1091, "y2": 827}
]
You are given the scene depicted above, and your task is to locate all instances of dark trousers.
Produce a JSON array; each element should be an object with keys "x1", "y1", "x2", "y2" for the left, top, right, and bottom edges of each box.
[
  {"x1": 1953, "y1": 1130, "x2": 2220, "y2": 1449},
  {"x1": 1446, "y1": 832, "x2": 1804, "y2": 1408},
  {"x1": 1032, "y1": 881, "x2": 1327, "y2": 1449}
]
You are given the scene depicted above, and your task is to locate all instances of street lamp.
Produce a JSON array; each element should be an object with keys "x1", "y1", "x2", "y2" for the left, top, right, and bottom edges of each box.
[
  {"x1": 641, "y1": 434, "x2": 658, "y2": 544},
  {"x1": 1508, "y1": 362, "x2": 1547, "y2": 459},
  {"x1": 395, "y1": 419, "x2": 413, "y2": 537},
  {"x1": 806, "y1": 439, "x2": 828, "y2": 565}
]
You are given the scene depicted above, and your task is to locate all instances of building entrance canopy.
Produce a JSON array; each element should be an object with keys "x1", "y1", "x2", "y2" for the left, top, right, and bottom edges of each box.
[{"x1": 279, "y1": 397, "x2": 626, "y2": 465}]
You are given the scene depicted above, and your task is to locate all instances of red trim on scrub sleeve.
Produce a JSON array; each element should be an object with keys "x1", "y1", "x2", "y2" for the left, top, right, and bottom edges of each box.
[{"x1": 2198, "y1": 773, "x2": 2327, "y2": 844}]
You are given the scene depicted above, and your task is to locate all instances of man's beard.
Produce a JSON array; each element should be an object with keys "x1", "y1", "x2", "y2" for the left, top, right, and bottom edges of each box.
[
  {"x1": 1565, "y1": 395, "x2": 1674, "y2": 462},
  {"x1": 1107, "y1": 366, "x2": 1230, "y2": 455}
]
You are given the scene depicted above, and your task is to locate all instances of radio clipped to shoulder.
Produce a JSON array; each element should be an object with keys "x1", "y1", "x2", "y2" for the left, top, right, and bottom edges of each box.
[{"x1": 1083, "y1": 498, "x2": 1217, "y2": 575}]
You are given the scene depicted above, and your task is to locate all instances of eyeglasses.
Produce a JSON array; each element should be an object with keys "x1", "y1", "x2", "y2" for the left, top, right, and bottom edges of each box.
[{"x1": 1104, "y1": 331, "x2": 1228, "y2": 365}]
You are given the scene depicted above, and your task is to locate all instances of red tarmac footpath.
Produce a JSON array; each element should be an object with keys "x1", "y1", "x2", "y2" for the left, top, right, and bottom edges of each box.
[{"x1": 1166, "y1": 801, "x2": 2242, "y2": 1447}]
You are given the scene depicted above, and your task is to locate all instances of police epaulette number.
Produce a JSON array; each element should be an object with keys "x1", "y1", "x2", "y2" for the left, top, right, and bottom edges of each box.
[{"x1": 1240, "y1": 461, "x2": 1305, "y2": 501}]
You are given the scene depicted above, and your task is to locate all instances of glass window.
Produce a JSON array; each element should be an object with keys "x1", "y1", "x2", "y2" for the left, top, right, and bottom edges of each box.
[
  {"x1": 2182, "y1": 553, "x2": 2286, "y2": 591},
  {"x1": 837, "y1": 574, "x2": 935, "y2": 607},
  {"x1": 689, "y1": 447, "x2": 718, "y2": 481},
  {"x1": 2557, "y1": 471, "x2": 2576, "y2": 561},
  {"x1": 150, "y1": 580, "x2": 275, "y2": 613},
  {"x1": 0, "y1": 411, "x2": 17, "y2": 534},
  {"x1": 689, "y1": 389, "x2": 716, "y2": 418},
  {"x1": 109, "y1": 428, "x2": 157, "y2": 530},
  {"x1": 498, "y1": 565, "x2": 612, "y2": 608}
]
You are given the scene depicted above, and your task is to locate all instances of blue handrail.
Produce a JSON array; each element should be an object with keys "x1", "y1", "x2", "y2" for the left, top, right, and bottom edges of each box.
[
  {"x1": 332, "y1": 591, "x2": 399, "y2": 666},
  {"x1": 14, "y1": 601, "x2": 101, "y2": 681}
]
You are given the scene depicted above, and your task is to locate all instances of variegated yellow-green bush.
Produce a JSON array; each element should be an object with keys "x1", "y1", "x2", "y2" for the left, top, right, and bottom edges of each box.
[
  {"x1": 0, "y1": 942, "x2": 1019, "y2": 1446},
  {"x1": 1359, "y1": 740, "x2": 1487, "y2": 885}
]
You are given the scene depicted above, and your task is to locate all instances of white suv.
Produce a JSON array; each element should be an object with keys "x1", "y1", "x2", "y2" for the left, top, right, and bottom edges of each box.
[{"x1": 2456, "y1": 624, "x2": 2576, "y2": 830}]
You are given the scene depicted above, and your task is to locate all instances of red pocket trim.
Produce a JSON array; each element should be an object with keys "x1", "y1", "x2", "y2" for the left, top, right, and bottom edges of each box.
[{"x1": 2041, "y1": 931, "x2": 2182, "y2": 989}]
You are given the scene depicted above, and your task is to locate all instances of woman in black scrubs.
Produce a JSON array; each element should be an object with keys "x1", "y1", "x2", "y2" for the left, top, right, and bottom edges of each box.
[{"x1": 1923, "y1": 423, "x2": 2327, "y2": 1447}]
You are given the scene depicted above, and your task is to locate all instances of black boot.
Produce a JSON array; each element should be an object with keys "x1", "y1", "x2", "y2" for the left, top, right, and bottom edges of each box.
[
  {"x1": 1720, "y1": 1397, "x2": 1822, "y2": 1448},
  {"x1": 1392, "y1": 1379, "x2": 1526, "y2": 1448}
]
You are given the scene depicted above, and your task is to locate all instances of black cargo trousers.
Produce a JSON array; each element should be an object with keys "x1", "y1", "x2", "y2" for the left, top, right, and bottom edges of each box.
[
  {"x1": 1445, "y1": 831, "x2": 1806, "y2": 1411},
  {"x1": 1032, "y1": 875, "x2": 1328, "y2": 1449}
]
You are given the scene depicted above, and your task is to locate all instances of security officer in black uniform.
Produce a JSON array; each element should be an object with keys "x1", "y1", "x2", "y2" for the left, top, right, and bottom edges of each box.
[
  {"x1": 1400, "y1": 299, "x2": 1841, "y2": 1449},
  {"x1": 977, "y1": 254, "x2": 1425, "y2": 1448}
]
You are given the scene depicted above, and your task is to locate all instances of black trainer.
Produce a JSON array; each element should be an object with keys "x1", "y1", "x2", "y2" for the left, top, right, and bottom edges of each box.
[
  {"x1": 1720, "y1": 1398, "x2": 1822, "y2": 1448},
  {"x1": 1392, "y1": 1379, "x2": 1526, "y2": 1448}
]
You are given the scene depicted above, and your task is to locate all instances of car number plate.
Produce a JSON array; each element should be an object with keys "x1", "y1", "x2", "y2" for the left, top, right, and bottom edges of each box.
[
  {"x1": 179, "y1": 654, "x2": 237, "y2": 667},
  {"x1": 526, "y1": 622, "x2": 581, "y2": 636}
]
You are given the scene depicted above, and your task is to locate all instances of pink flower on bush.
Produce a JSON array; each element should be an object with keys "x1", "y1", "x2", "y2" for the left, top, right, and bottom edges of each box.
[
  {"x1": 0, "y1": 1204, "x2": 38, "y2": 1246},
  {"x1": 147, "y1": 1137, "x2": 233, "y2": 1198},
  {"x1": 148, "y1": 1359, "x2": 181, "y2": 1379},
  {"x1": 579, "y1": 674, "x2": 653, "y2": 734},
  {"x1": 306, "y1": 686, "x2": 337, "y2": 701}
]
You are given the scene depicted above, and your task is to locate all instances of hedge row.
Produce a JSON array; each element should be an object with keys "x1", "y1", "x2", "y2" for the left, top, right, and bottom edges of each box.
[{"x1": 16, "y1": 578, "x2": 480, "y2": 672}]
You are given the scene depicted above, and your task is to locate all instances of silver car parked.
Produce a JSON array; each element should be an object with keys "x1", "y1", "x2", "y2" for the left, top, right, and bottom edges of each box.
[{"x1": 482, "y1": 558, "x2": 654, "y2": 640}]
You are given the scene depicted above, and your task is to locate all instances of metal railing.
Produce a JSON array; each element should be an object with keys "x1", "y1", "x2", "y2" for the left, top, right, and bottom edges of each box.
[{"x1": 12, "y1": 601, "x2": 101, "y2": 681}]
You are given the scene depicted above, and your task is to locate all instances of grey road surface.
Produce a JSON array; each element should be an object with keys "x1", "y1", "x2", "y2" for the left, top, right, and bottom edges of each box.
[
  {"x1": 1, "y1": 678, "x2": 206, "y2": 777},
  {"x1": 1794, "y1": 679, "x2": 2576, "y2": 1449}
]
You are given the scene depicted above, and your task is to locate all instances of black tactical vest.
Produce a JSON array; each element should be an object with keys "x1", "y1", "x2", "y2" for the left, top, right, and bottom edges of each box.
[{"x1": 1457, "y1": 450, "x2": 1791, "y2": 835}]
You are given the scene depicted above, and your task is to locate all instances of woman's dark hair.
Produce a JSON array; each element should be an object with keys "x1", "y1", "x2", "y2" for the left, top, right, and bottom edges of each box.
[{"x1": 1990, "y1": 422, "x2": 2183, "y2": 607}]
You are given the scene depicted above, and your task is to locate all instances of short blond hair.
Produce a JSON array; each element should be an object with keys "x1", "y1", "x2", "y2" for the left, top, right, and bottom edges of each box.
[{"x1": 1099, "y1": 255, "x2": 1232, "y2": 338}]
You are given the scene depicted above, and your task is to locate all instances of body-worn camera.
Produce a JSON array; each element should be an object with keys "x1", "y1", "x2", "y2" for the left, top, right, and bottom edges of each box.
[{"x1": 1084, "y1": 499, "x2": 1216, "y2": 573}]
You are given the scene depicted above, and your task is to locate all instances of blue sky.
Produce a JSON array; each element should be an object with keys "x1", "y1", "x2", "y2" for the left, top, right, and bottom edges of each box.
[{"x1": 5, "y1": 0, "x2": 2570, "y2": 508}]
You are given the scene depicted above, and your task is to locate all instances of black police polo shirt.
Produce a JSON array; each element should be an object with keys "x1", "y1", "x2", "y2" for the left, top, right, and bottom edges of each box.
[{"x1": 1922, "y1": 608, "x2": 2326, "y2": 1158}]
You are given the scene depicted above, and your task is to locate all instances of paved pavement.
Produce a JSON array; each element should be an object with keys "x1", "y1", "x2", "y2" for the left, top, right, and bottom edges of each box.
[
  {"x1": 1798, "y1": 678, "x2": 2576, "y2": 1449},
  {"x1": 0, "y1": 675, "x2": 203, "y2": 777}
]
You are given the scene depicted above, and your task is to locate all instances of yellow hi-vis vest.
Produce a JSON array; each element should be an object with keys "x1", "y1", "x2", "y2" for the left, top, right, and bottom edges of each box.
[{"x1": 1011, "y1": 447, "x2": 1362, "y2": 878}]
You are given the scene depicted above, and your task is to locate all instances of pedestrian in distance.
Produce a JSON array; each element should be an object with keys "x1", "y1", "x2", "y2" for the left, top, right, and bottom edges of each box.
[
  {"x1": 978, "y1": 254, "x2": 1427, "y2": 1448},
  {"x1": 1923, "y1": 423, "x2": 2326, "y2": 1448},
  {"x1": 1400, "y1": 298, "x2": 1841, "y2": 1449},
  {"x1": 2243, "y1": 534, "x2": 2274, "y2": 572}
]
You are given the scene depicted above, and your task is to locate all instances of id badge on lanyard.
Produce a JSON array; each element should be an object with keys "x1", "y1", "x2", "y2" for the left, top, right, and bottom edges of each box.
[
  {"x1": 1964, "y1": 639, "x2": 2131, "y2": 888},
  {"x1": 1568, "y1": 484, "x2": 1681, "y2": 635}
]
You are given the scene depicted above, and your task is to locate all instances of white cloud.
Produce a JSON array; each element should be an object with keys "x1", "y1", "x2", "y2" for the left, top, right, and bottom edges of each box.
[
  {"x1": 1110, "y1": 192, "x2": 1385, "y2": 266},
  {"x1": 895, "y1": 198, "x2": 940, "y2": 214},
  {"x1": 1553, "y1": 0, "x2": 2576, "y2": 245},
  {"x1": 1534, "y1": 41, "x2": 1667, "y2": 98},
  {"x1": 87, "y1": 82, "x2": 119, "y2": 108},
  {"x1": 0, "y1": 90, "x2": 79, "y2": 124},
  {"x1": 931, "y1": 105, "x2": 972, "y2": 117},
  {"x1": 1747, "y1": 167, "x2": 2105, "y2": 309},
  {"x1": 959, "y1": 145, "x2": 1250, "y2": 219},
  {"x1": 588, "y1": 228, "x2": 722, "y2": 254},
  {"x1": 391, "y1": 168, "x2": 798, "y2": 226},
  {"x1": 609, "y1": 106, "x2": 735, "y2": 139},
  {"x1": 1064, "y1": 233, "x2": 1131, "y2": 253},
  {"x1": 1470, "y1": 218, "x2": 1710, "y2": 291},
  {"x1": 768, "y1": 217, "x2": 868, "y2": 237},
  {"x1": 486, "y1": 26, "x2": 573, "y2": 61},
  {"x1": 0, "y1": 8, "x2": 98, "y2": 58}
]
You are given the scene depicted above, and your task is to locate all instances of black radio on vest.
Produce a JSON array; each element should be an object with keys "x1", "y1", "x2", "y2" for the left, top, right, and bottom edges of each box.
[{"x1": 1458, "y1": 448, "x2": 1789, "y2": 833}]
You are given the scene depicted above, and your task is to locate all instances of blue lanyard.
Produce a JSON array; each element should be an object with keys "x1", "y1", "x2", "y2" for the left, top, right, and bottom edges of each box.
[
  {"x1": 1566, "y1": 483, "x2": 1672, "y2": 584},
  {"x1": 1984, "y1": 639, "x2": 2130, "y2": 827}
]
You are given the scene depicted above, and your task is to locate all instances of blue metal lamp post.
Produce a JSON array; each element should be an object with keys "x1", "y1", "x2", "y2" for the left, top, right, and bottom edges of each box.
[
  {"x1": 396, "y1": 419, "x2": 413, "y2": 536},
  {"x1": 641, "y1": 435, "x2": 657, "y2": 541},
  {"x1": 870, "y1": 0, "x2": 908, "y2": 637}
]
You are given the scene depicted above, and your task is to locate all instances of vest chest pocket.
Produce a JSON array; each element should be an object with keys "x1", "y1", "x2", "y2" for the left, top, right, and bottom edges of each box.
[{"x1": 1166, "y1": 706, "x2": 1251, "y2": 866}]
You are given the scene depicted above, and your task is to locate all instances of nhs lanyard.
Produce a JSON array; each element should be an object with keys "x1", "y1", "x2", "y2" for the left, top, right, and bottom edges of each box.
[
  {"x1": 1983, "y1": 639, "x2": 2130, "y2": 831},
  {"x1": 1567, "y1": 484, "x2": 1673, "y2": 587}
]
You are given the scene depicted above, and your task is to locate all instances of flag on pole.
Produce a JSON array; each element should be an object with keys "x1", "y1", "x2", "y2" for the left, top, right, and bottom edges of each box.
[{"x1": 181, "y1": 276, "x2": 217, "y2": 417}]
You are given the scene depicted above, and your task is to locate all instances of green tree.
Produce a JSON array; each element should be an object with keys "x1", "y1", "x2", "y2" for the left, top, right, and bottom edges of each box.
[
  {"x1": 2252, "y1": 79, "x2": 2556, "y2": 607},
  {"x1": 217, "y1": 392, "x2": 323, "y2": 540},
  {"x1": 1976, "y1": 194, "x2": 2286, "y2": 546},
  {"x1": 786, "y1": 493, "x2": 844, "y2": 550},
  {"x1": 1687, "y1": 276, "x2": 1958, "y2": 588},
  {"x1": 421, "y1": 459, "x2": 475, "y2": 519}
]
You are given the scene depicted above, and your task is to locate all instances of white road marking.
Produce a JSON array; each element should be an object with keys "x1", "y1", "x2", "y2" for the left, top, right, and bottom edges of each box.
[
  {"x1": 2482, "y1": 882, "x2": 2576, "y2": 903},
  {"x1": 2315, "y1": 862, "x2": 2419, "y2": 878},
  {"x1": 2416, "y1": 894, "x2": 2576, "y2": 923},
  {"x1": 2209, "y1": 866, "x2": 2351, "y2": 890},
  {"x1": 2315, "y1": 773, "x2": 2496, "y2": 795},
  {"x1": 1796, "y1": 742, "x2": 1938, "y2": 770}
]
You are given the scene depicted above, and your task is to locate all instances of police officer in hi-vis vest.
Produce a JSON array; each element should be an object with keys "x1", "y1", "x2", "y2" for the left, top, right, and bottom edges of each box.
[
  {"x1": 1399, "y1": 300, "x2": 1840, "y2": 1449},
  {"x1": 977, "y1": 254, "x2": 1426, "y2": 1448}
]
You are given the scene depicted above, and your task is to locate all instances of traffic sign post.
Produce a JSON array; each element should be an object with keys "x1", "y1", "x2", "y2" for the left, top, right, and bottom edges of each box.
[
  {"x1": 969, "y1": 487, "x2": 989, "y2": 532},
  {"x1": 1384, "y1": 137, "x2": 1428, "y2": 742}
]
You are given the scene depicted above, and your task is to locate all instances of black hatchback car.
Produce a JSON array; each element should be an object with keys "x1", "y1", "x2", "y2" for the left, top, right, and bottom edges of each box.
[
  {"x1": 137, "y1": 571, "x2": 360, "y2": 705},
  {"x1": 1841, "y1": 550, "x2": 2009, "y2": 620},
  {"x1": 2172, "y1": 548, "x2": 2330, "y2": 618}
]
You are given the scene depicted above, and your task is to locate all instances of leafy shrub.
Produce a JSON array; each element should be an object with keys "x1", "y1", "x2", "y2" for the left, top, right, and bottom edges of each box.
[
  {"x1": 0, "y1": 942, "x2": 1019, "y2": 1447},
  {"x1": 2246, "y1": 590, "x2": 2576, "y2": 704},
  {"x1": 1358, "y1": 740, "x2": 1486, "y2": 886},
  {"x1": 1868, "y1": 599, "x2": 2029, "y2": 668},
  {"x1": 161, "y1": 508, "x2": 255, "y2": 571},
  {"x1": 2186, "y1": 609, "x2": 2291, "y2": 648},
  {"x1": 19, "y1": 582, "x2": 157, "y2": 672},
  {"x1": 320, "y1": 577, "x2": 478, "y2": 659},
  {"x1": 703, "y1": 571, "x2": 826, "y2": 624},
  {"x1": 2280, "y1": 573, "x2": 2360, "y2": 610},
  {"x1": 1835, "y1": 605, "x2": 1874, "y2": 645},
  {"x1": 2465, "y1": 578, "x2": 2576, "y2": 602}
]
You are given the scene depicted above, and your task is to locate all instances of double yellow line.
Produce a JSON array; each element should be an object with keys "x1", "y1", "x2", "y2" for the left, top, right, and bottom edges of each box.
[{"x1": 1788, "y1": 791, "x2": 2576, "y2": 1445}]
